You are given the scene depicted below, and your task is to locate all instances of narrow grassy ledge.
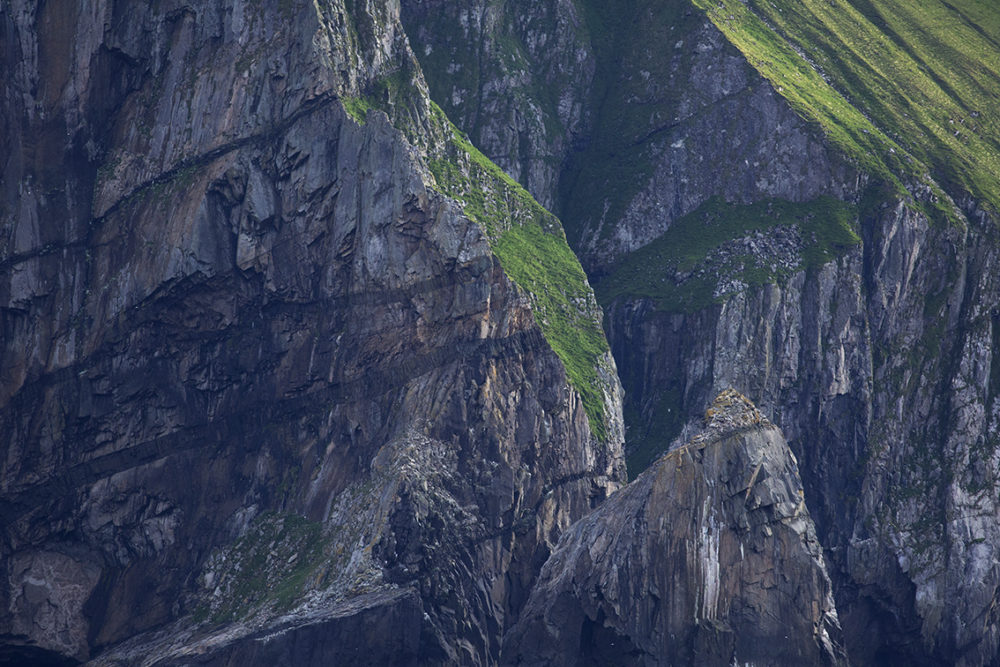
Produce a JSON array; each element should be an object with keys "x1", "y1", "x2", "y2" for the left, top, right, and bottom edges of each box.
[
  {"x1": 692, "y1": 0, "x2": 1000, "y2": 219},
  {"x1": 341, "y1": 96, "x2": 374, "y2": 124},
  {"x1": 595, "y1": 196, "x2": 860, "y2": 313},
  {"x1": 427, "y1": 102, "x2": 611, "y2": 441},
  {"x1": 199, "y1": 512, "x2": 325, "y2": 624}
]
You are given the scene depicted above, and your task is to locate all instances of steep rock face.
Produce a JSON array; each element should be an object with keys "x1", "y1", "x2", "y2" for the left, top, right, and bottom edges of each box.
[
  {"x1": 402, "y1": 1, "x2": 858, "y2": 270},
  {"x1": 504, "y1": 390, "x2": 846, "y2": 666},
  {"x1": 401, "y1": 2, "x2": 1000, "y2": 664},
  {"x1": 400, "y1": 0, "x2": 593, "y2": 213},
  {"x1": 562, "y1": 14, "x2": 858, "y2": 271},
  {"x1": 605, "y1": 245, "x2": 872, "y2": 495},
  {"x1": 0, "y1": 1, "x2": 623, "y2": 664},
  {"x1": 607, "y1": 198, "x2": 1000, "y2": 665}
]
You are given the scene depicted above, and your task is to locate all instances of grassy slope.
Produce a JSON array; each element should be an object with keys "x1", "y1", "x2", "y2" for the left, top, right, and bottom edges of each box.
[
  {"x1": 426, "y1": 103, "x2": 611, "y2": 441},
  {"x1": 692, "y1": 0, "x2": 1000, "y2": 217}
]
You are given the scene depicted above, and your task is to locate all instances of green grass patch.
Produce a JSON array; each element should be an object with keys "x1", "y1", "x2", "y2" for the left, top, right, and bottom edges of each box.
[
  {"x1": 340, "y1": 66, "x2": 426, "y2": 142},
  {"x1": 692, "y1": 0, "x2": 1000, "y2": 218},
  {"x1": 595, "y1": 195, "x2": 859, "y2": 313},
  {"x1": 205, "y1": 512, "x2": 325, "y2": 624},
  {"x1": 341, "y1": 96, "x2": 374, "y2": 124},
  {"x1": 427, "y1": 102, "x2": 611, "y2": 440}
]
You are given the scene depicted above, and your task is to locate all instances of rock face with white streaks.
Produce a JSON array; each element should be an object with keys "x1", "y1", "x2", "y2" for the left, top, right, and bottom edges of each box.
[
  {"x1": 402, "y1": 2, "x2": 1000, "y2": 663},
  {"x1": 6, "y1": 0, "x2": 1000, "y2": 665}
]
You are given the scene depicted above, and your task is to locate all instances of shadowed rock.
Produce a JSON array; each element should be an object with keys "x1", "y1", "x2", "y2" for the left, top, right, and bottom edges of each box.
[{"x1": 504, "y1": 390, "x2": 846, "y2": 666}]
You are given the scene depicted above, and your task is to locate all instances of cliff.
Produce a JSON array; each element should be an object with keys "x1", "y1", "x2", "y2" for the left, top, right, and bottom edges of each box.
[
  {"x1": 402, "y1": 0, "x2": 1000, "y2": 664},
  {"x1": 0, "y1": 1, "x2": 623, "y2": 664},
  {"x1": 5, "y1": 0, "x2": 1000, "y2": 665}
]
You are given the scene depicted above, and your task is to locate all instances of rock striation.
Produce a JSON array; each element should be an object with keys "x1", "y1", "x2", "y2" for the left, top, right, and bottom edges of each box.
[
  {"x1": 504, "y1": 390, "x2": 846, "y2": 666},
  {"x1": 5, "y1": 0, "x2": 1000, "y2": 665},
  {"x1": 402, "y1": 2, "x2": 1000, "y2": 664},
  {"x1": 0, "y1": 1, "x2": 623, "y2": 664},
  {"x1": 604, "y1": 183, "x2": 1000, "y2": 666},
  {"x1": 400, "y1": 0, "x2": 594, "y2": 213}
]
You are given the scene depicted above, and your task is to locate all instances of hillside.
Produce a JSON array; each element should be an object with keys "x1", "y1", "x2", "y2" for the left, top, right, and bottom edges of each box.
[{"x1": 697, "y1": 0, "x2": 1000, "y2": 219}]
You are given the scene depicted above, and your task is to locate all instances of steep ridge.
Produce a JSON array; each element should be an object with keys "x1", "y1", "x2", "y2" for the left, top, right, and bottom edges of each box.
[
  {"x1": 503, "y1": 390, "x2": 847, "y2": 666},
  {"x1": 695, "y1": 0, "x2": 1000, "y2": 216},
  {"x1": 0, "y1": 1, "x2": 623, "y2": 664},
  {"x1": 402, "y1": 1, "x2": 1000, "y2": 664}
]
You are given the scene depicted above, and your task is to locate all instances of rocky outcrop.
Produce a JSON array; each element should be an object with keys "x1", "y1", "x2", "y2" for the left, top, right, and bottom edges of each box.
[
  {"x1": 101, "y1": 590, "x2": 425, "y2": 667},
  {"x1": 0, "y1": 1, "x2": 623, "y2": 664},
  {"x1": 605, "y1": 192, "x2": 1000, "y2": 666},
  {"x1": 402, "y1": 1, "x2": 858, "y2": 270},
  {"x1": 6, "y1": 0, "x2": 1000, "y2": 665},
  {"x1": 504, "y1": 390, "x2": 846, "y2": 666}
]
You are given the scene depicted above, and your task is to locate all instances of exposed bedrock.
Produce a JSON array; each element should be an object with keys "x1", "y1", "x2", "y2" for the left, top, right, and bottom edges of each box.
[
  {"x1": 0, "y1": 1, "x2": 623, "y2": 664},
  {"x1": 504, "y1": 390, "x2": 847, "y2": 666}
]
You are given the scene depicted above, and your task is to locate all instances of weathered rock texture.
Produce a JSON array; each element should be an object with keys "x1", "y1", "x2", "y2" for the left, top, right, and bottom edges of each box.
[
  {"x1": 403, "y1": 1, "x2": 858, "y2": 270},
  {"x1": 562, "y1": 10, "x2": 858, "y2": 271},
  {"x1": 0, "y1": 1, "x2": 623, "y2": 664},
  {"x1": 402, "y1": 1, "x2": 1000, "y2": 665},
  {"x1": 604, "y1": 164, "x2": 1000, "y2": 667},
  {"x1": 7, "y1": 0, "x2": 1000, "y2": 665},
  {"x1": 400, "y1": 0, "x2": 594, "y2": 213},
  {"x1": 504, "y1": 390, "x2": 846, "y2": 666}
]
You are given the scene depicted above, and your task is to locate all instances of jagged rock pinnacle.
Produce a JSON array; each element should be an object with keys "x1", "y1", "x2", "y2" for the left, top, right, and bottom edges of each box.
[{"x1": 504, "y1": 392, "x2": 845, "y2": 666}]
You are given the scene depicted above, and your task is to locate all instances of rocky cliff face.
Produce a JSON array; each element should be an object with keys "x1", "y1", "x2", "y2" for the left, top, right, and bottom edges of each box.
[
  {"x1": 6, "y1": 0, "x2": 1000, "y2": 665},
  {"x1": 597, "y1": 170, "x2": 1000, "y2": 667},
  {"x1": 603, "y1": 93, "x2": 1000, "y2": 667},
  {"x1": 504, "y1": 390, "x2": 846, "y2": 666},
  {"x1": 401, "y1": 1, "x2": 1000, "y2": 664},
  {"x1": 0, "y1": 1, "x2": 623, "y2": 664},
  {"x1": 403, "y1": 1, "x2": 859, "y2": 270},
  {"x1": 595, "y1": 63, "x2": 1000, "y2": 667},
  {"x1": 399, "y1": 0, "x2": 593, "y2": 213}
]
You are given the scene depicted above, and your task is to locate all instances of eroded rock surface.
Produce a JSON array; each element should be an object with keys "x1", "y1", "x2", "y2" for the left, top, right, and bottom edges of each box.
[
  {"x1": 504, "y1": 390, "x2": 846, "y2": 666},
  {"x1": 401, "y1": 2, "x2": 1000, "y2": 664},
  {"x1": 0, "y1": 1, "x2": 623, "y2": 664}
]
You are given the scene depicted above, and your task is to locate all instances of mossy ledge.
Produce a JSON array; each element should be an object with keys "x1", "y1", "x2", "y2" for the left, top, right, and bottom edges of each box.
[
  {"x1": 195, "y1": 512, "x2": 326, "y2": 624},
  {"x1": 596, "y1": 195, "x2": 860, "y2": 313},
  {"x1": 425, "y1": 102, "x2": 611, "y2": 441},
  {"x1": 338, "y1": 74, "x2": 612, "y2": 441}
]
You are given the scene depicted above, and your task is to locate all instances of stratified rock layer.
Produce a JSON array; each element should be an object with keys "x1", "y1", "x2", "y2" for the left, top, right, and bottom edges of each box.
[
  {"x1": 504, "y1": 390, "x2": 846, "y2": 666},
  {"x1": 0, "y1": 1, "x2": 623, "y2": 664}
]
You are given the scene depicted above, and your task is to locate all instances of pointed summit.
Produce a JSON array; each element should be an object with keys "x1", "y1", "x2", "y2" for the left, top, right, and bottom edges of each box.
[{"x1": 504, "y1": 391, "x2": 846, "y2": 666}]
